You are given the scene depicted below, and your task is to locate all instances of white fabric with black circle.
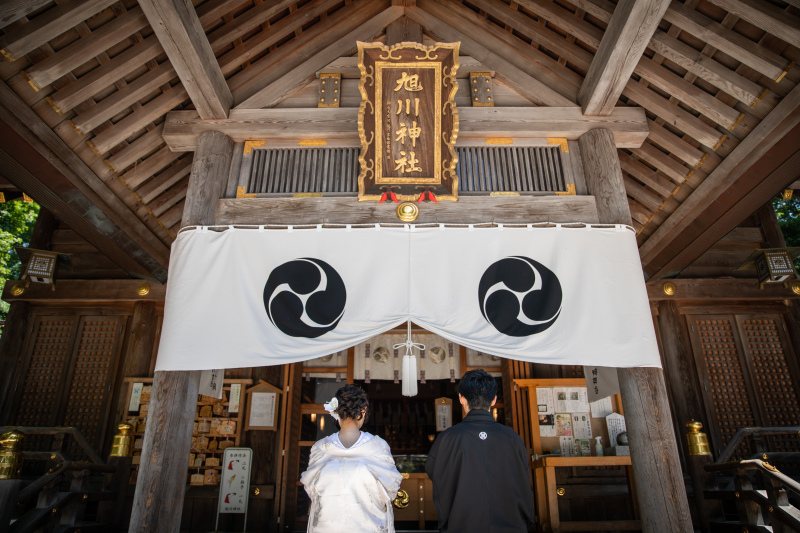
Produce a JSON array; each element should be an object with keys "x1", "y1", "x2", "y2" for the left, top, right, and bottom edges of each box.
[{"x1": 155, "y1": 225, "x2": 660, "y2": 371}]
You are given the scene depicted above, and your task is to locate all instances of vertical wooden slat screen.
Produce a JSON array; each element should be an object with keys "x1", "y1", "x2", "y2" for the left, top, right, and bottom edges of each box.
[
  {"x1": 736, "y1": 315, "x2": 800, "y2": 453},
  {"x1": 241, "y1": 146, "x2": 571, "y2": 195},
  {"x1": 61, "y1": 316, "x2": 126, "y2": 459},
  {"x1": 688, "y1": 315, "x2": 759, "y2": 458}
]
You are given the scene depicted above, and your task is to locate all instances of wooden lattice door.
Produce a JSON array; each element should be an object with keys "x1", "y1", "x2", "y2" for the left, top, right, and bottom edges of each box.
[
  {"x1": 59, "y1": 316, "x2": 126, "y2": 459},
  {"x1": 687, "y1": 313, "x2": 800, "y2": 457},
  {"x1": 736, "y1": 315, "x2": 800, "y2": 452},
  {"x1": 13, "y1": 314, "x2": 125, "y2": 458},
  {"x1": 14, "y1": 316, "x2": 81, "y2": 450}
]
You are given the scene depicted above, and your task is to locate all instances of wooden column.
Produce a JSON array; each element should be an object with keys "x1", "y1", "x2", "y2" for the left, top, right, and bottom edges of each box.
[
  {"x1": 130, "y1": 130, "x2": 233, "y2": 533},
  {"x1": 578, "y1": 128, "x2": 693, "y2": 532}
]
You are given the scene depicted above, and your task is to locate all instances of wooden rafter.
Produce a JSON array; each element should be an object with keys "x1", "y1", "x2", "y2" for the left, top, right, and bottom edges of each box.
[
  {"x1": 707, "y1": 0, "x2": 800, "y2": 49},
  {"x1": 21, "y1": 7, "x2": 150, "y2": 91},
  {"x1": 235, "y1": 5, "x2": 404, "y2": 109},
  {"x1": 0, "y1": 0, "x2": 52, "y2": 31},
  {"x1": 138, "y1": 0, "x2": 232, "y2": 119},
  {"x1": 0, "y1": 0, "x2": 117, "y2": 61},
  {"x1": 0, "y1": 79, "x2": 170, "y2": 278},
  {"x1": 579, "y1": 0, "x2": 671, "y2": 115},
  {"x1": 406, "y1": 1, "x2": 575, "y2": 106},
  {"x1": 640, "y1": 83, "x2": 800, "y2": 278}
]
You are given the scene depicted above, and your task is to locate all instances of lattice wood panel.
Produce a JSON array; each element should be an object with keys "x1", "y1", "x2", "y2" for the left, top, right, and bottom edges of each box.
[
  {"x1": 690, "y1": 316, "x2": 757, "y2": 457},
  {"x1": 16, "y1": 318, "x2": 76, "y2": 426},
  {"x1": 738, "y1": 316, "x2": 800, "y2": 453},
  {"x1": 15, "y1": 317, "x2": 78, "y2": 450},
  {"x1": 62, "y1": 317, "x2": 124, "y2": 459}
]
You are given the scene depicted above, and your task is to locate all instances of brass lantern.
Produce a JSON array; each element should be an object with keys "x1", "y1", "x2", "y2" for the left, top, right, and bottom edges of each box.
[
  {"x1": 0, "y1": 430, "x2": 25, "y2": 479},
  {"x1": 737, "y1": 248, "x2": 800, "y2": 289}
]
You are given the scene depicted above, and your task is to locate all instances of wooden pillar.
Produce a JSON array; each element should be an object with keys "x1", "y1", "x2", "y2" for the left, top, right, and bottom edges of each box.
[
  {"x1": 578, "y1": 128, "x2": 693, "y2": 532},
  {"x1": 130, "y1": 130, "x2": 233, "y2": 533}
]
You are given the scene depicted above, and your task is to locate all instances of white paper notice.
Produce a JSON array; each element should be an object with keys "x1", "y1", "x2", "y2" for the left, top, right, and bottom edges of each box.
[
  {"x1": 559, "y1": 436, "x2": 576, "y2": 457},
  {"x1": 229, "y1": 384, "x2": 241, "y2": 414},
  {"x1": 436, "y1": 404, "x2": 452, "y2": 432},
  {"x1": 538, "y1": 414, "x2": 556, "y2": 437},
  {"x1": 569, "y1": 388, "x2": 590, "y2": 413},
  {"x1": 218, "y1": 447, "x2": 252, "y2": 514},
  {"x1": 199, "y1": 369, "x2": 224, "y2": 399},
  {"x1": 129, "y1": 382, "x2": 143, "y2": 412},
  {"x1": 536, "y1": 388, "x2": 555, "y2": 414},
  {"x1": 571, "y1": 413, "x2": 592, "y2": 439},
  {"x1": 249, "y1": 392, "x2": 277, "y2": 428},
  {"x1": 585, "y1": 366, "x2": 621, "y2": 402},
  {"x1": 590, "y1": 396, "x2": 614, "y2": 418},
  {"x1": 606, "y1": 412, "x2": 627, "y2": 446},
  {"x1": 554, "y1": 388, "x2": 570, "y2": 412}
]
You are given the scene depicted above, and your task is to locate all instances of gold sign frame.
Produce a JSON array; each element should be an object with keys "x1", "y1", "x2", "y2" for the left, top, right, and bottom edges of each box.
[{"x1": 357, "y1": 41, "x2": 460, "y2": 202}]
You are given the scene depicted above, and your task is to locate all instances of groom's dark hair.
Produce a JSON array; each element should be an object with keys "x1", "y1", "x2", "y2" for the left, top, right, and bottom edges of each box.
[{"x1": 457, "y1": 369, "x2": 497, "y2": 411}]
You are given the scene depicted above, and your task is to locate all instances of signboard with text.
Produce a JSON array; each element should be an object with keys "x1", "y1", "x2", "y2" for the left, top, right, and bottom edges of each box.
[{"x1": 357, "y1": 41, "x2": 460, "y2": 201}]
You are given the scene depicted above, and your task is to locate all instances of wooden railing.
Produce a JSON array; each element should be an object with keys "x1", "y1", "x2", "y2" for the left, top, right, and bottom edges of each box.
[
  {"x1": 0, "y1": 426, "x2": 131, "y2": 533},
  {"x1": 685, "y1": 424, "x2": 800, "y2": 533},
  {"x1": 705, "y1": 459, "x2": 800, "y2": 533}
]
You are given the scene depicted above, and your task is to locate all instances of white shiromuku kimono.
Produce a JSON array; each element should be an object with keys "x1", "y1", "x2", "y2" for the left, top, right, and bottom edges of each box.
[{"x1": 300, "y1": 432, "x2": 403, "y2": 533}]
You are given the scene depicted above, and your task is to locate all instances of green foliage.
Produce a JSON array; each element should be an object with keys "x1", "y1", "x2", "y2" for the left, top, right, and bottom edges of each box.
[
  {"x1": 0, "y1": 201, "x2": 40, "y2": 323},
  {"x1": 772, "y1": 196, "x2": 800, "y2": 247}
]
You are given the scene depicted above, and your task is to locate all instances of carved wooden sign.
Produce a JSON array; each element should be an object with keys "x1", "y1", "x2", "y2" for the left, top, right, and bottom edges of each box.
[{"x1": 357, "y1": 41, "x2": 459, "y2": 201}]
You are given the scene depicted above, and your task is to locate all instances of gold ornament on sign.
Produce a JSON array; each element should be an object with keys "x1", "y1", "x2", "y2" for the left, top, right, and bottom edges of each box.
[
  {"x1": 556, "y1": 487, "x2": 565, "y2": 496},
  {"x1": 792, "y1": 281, "x2": 800, "y2": 295},
  {"x1": 10, "y1": 284, "x2": 25, "y2": 296},
  {"x1": 663, "y1": 282, "x2": 677, "y2": 296},
  {"x1": 137, "y1": 283, "x2": 150, "y2": 296},
  {"x1": 396, "y1": 202, "x2": 419, "y2": 222}
]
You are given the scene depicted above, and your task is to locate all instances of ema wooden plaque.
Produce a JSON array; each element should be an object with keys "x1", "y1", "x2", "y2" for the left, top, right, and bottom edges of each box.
[{"x1": 357, "y1": 41, "x2": 460, "y2": 201}]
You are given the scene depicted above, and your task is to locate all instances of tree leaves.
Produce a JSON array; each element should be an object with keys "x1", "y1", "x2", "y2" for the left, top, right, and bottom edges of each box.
[{"x1": 0, "y1": 201, "x2": 39, "y2": 323}]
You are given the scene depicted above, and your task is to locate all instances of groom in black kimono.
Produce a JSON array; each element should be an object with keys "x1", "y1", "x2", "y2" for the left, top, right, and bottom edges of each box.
[{"x1": 426, "y1": 369, "x2": 534, "y2": 532}]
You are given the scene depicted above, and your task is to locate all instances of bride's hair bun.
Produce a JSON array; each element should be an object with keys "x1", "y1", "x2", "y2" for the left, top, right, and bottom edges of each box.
[{"x1": 335, "y1": 384, "x2": 369, "y2": 423}]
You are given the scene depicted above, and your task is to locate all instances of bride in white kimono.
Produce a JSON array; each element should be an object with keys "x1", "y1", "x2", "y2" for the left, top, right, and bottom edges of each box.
[{"x1": 300, "y1": 384, "x2": 402, "y2": 533}]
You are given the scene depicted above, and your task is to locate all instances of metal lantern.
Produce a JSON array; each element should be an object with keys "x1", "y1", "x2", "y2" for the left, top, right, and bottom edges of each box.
[
  {"x1": 737, "y1": 248, "x2": 800, "y2": 289},
  {"x1": 755, "y1": 250, "x2": 796, "y2": 287},
  {"x1": 14, "y1": 247, "x2": 72, "y2": 292}
]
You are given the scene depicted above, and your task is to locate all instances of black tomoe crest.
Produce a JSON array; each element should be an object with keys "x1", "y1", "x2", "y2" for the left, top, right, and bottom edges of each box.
[
  {"x1": 263, "y1": 258, "x2": 346, "y2": 338},
  {"x1": 478, "y1": 256, "x2": 562, "y2": 337}
]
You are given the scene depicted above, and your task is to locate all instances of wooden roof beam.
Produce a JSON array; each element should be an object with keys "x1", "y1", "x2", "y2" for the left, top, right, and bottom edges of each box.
[
  {"x1": 707, "y1": 0, "x2": 800, "y2": 49},
  {"x1": 406, "y1": 2, "x2": 575, "y2": 107},
  {"x1": 21, "y1": 6, "x2": 150, "y2": 91},
  {"x1": 0, "y1": 78, "x2": 170, "y2": 280},
  {"x1": 578, "y1": 0, "x2": 671, "y2": 115},
  {"x1": 639, "y1": 82, "x2": 800, "y2": 278},
  {"x1": 235, "y1": 4, "x2": 403, "y2": 109},
  {"x1": 138, "y1": 0, "x2": 232, "y2": 119},
  {"x1": 162, "y1": 106, "x2": 648, "y2": 151},
  {"x1": 0, "y1": 0, "x2": 117, "y2": 61},
  {"x1": 0, "y1": 0, "x2": 52, "y2": 31},
  {"x1": 663, "y1": 1, "x2": 792, "y2": 82}
]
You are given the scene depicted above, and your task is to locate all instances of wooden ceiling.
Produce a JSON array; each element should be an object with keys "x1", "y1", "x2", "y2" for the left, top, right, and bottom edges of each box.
[{"x1": 1, "y1": 0, "x2": 799, "y2": 282}]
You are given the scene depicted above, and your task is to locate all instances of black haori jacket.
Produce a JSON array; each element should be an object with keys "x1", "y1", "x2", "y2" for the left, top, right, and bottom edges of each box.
[{"x1": 426, "y1": 409, "x2": 534, "y2": 533}]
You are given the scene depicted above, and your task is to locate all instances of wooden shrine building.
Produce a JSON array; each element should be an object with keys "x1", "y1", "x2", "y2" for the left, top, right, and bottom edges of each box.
[{"x1": 1, "y1": 0, "x2": 800, "y2": 532}]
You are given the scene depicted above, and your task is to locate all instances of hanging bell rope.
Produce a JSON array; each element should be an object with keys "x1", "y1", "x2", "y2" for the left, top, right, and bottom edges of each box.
[{"x1": 394, "y1": 320, "x2": 425, "y2": 396}]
